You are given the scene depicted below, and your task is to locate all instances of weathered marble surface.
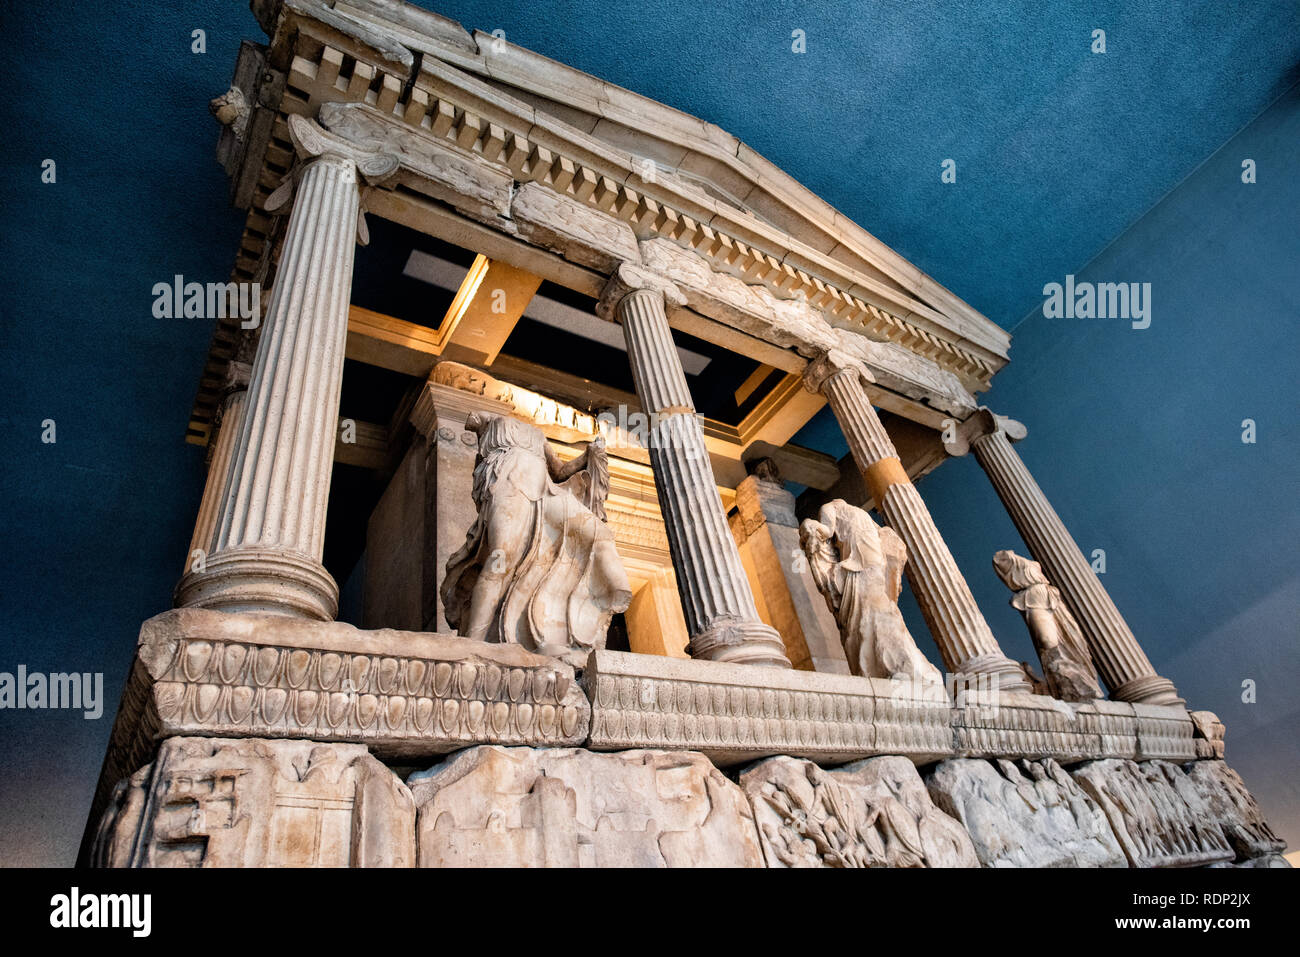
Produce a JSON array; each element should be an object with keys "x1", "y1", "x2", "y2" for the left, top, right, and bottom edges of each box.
[
  {"x1": 993, "y1": 549, "x2": 1101, "y2": 702},
  {"x1": 408, "y1": 745, "x2": 762, "y2": 867},
  {"x1": 91, "y1": 737, "x2": 414, "y2": 867},
  {"x1": 742, "y1": 755, "x2": 976, "y2": 868},
  {"x1": 1186, "y1": 760, "x2": 1286, "y2": 862},
  {"x1": 1189, "y1": 710, "x2": 1226, "y2": 759},
  {"x1": 441, "y1": 412, "x2": 630, "y2": 667},
  {"x1": 801, "y1": 499, "x2": 943, "y2": 686},
  {"x1": 583, "y1": 649, "x2": 953, "y2": 766},
  {"x1": 110, "y1": 607, "x2": 591, "y2": 758},
  {"x1": 926, "y1": 757, "x2": 1127, "y2": 867},
  {"x1": 1072, "y1": 759, "x2": 1235, "y2": 867}
]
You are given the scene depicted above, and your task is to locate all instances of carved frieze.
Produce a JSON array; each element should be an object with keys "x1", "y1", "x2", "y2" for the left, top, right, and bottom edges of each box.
[
  {"x1": 1185, "y1": 760, "x2": 1287, "y2": 862},
  {"x1": 583, "y1": 649, "x2": 952, "y2": 765},
  {"x1": 926, "y1": 757, "x2": 1127, "y2": 868},
  {"x1": 513, "y1": 181, "x2": 641, "y2": 273},
  {"x1": 742, "y1": 755, "x2": 977, "y2": 867},
  {"x1": 1072, "y1": 759, "x2": 1235, "y2": 867},
  {"x1": 1133, "y1": 702, "x2": 1197, "y2": 761},
  {"x1": 316, "y1": 101, "x2": 512, "y2": 225},
  {"x1": 409, "y1": 745, "x2": 763, "y2": 867},
  {"x1": 952, "y1": 689, "x2": 1097, "y2": 762},
  {"x1": 585, "y1": 649, "x2": 873, "y2": 764},
  {"x1": 115, "y1": 609, "x2": 590, "y2": 761},
  {"x1": 91, "y1": 737, "x2": 414, "y2": 868}
]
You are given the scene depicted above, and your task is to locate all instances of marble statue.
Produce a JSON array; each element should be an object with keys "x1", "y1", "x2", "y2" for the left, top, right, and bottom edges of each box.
[
  {"x1": 442, "y1": 412, "x2": 631, "y2": 667},
  {"x1": 799, "y1": 499, "x2": 942, "y2": 685},
  {"x1": 993, "y1": 549, "x2": 1101, "y2": 701}
]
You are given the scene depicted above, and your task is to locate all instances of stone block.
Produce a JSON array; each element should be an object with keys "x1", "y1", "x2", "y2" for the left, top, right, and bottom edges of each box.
[
  {"x1": 1185, "y1": 759, "x2": 1287, "y2": 862},
  {"x1": 90, "y1": 737, "x2": 414, "y2": 867},
  {"x1": 125, "y1": 608, "x2": 589, "y2": 758},
  {"x1": 583, "y1": 649, "x2": 884, "y2": 765},
  {"x1": 926, "y1": 757, "x2": 1127, "y2": 868},
  {"x1": 1072, "y1": 698, "x2": 1139, "y2": 760},
  {"x1": 408, "y1": 745, "x2": 762, "y2": 867},
  {"x1": 1189, "y1": 710, "x2": 1226, "y2": 760},
  {"x1": 741, "y1": 754, "x2": 977, "y2": 867},
  {"x1": 1072, "y1": 759, "x2": 1235, "y2": 867},
  {"x1": 951, "y1": 690, "x2": 1096, "y2": 761},
  {"x1": 1133, "y1": 703, "x2": 1196, "y2": 761}
]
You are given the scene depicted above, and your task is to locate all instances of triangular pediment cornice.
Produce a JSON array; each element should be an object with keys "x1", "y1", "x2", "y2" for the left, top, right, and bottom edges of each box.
[
  {"x1": 255, "y1": 1, "x2": 1008, "y2": 358},
  {"x1": 435, "y1": 29, "x2": 1008, "y2": 356}
]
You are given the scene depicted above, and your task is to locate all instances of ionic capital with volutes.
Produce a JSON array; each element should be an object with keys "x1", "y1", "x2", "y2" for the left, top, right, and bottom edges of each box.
[
  {"x1": 595, "y1": 261, "x2": 687, "y2": 322},
  {"x1": 941, "y1": 407, "x2": 1027, "y2": 458},
  {"x1": 800, "y1": 347, "x2": 877, "y2": 397}
]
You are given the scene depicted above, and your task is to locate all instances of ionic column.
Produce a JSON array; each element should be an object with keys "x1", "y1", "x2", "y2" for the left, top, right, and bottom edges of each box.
[
  {"x1": 946, "y1": 409, "x2": 1183, "y2": 705},
  {"x1": 183, "y1": 360, "x2": 251, "y2": 574},
  {"x1": 175, "y1": 115, "x2": 398, "y2": 620},
  {"x1": 598, "y1": 264, "x2": 790, "y2": 668},
  {"x1": 804, "y1": 350, "x2": 1029, "y2": 691}
]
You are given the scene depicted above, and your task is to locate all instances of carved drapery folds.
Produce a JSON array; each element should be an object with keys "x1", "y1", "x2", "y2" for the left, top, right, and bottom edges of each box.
[
  {"x1": 800, "y1": 499, "x2": 943, "y2": 686},
  {"x1": 441, "y1": 413, "x2": 631, "y2": 668},
  {"x1": 994, "y1": 549, "x2": 1102, "y2": 702},
  {"x1": 946, "y1": 409, "x2": 1182, "y2": 705},
  {"x1": 742, "y1": 755, "x2": 977, "y2": 868},
  {"x1": 803, "y1": 350, "x2": 1029, "y2": 692}
]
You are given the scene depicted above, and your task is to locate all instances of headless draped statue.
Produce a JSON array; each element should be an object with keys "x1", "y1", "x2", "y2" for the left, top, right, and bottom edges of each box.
[
  {"x1": 992, "y1": 549, "x2": 1101, "y2": 702},
  {"x1": 441, "y1": 412, "x2": 631, "y2": 668},
  {"x1": 799, "y1": 499, "x2": 942, "y2": 686}
]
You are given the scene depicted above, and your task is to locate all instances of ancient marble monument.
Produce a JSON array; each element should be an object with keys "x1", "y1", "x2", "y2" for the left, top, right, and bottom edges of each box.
[{"x1": 81, "y1": 0, "x2": 1285, "y2": 868}]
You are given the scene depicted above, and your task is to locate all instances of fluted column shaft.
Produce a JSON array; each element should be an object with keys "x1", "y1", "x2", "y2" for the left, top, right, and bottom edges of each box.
[
  {"x1": 968, "y1": 418, "x2": 1182, "y2": 705},
  {"x1": 810, "y1": 357, "x2": 1029, "y2": 691},
  {"x1": 184, "y1": 362, "x2": 250, "y2": 573},
  {"x1": 608, "y1": 276, "x2": 790, "y2": 667},
  {"x1": 175, "y1": 152, "x2": 363, "y2": 620}
]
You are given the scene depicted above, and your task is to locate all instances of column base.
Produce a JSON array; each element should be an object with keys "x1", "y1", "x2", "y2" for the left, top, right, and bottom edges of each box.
[
  {"x1": 956, "y1": 652, "x2": 1033, "y2": 694},
  {"x1": 1110, "y1": 673, "x2": 1185, "y2": 707},
  {"x1": 174, "y1": 547, "x2": 338, "y2": 621},
  {"x1": 689, "y1": 619, "x2": 792, "y2": 669}
]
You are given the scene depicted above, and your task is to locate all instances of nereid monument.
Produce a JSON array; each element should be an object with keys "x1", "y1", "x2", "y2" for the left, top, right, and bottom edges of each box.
[{"x1": 81, "y1": 0, "x2": 1286, "y2": 868}]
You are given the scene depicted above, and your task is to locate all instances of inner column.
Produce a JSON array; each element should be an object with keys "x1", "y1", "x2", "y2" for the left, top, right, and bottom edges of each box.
[{"x1": 601, "y1": 267, "x2": 790, "y2": 668}]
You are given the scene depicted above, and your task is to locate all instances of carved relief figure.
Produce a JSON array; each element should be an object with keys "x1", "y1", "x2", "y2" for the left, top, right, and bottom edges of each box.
[
  {"x1": 799, "y1": 499, "x2": 942, "y2": 685},
  {"x1": 926, "y1": 757, "x2": 1126, "y2": 868},
  {"x1": 1072, "y1": 759, "x2": 1235, "y2": 868},
  {"x1": 742, "y1": 755, "x2": 977, "y2": 868},
  {"x1": 442, "y1": 412, "x2": 631, "y2": 667},
  {"x1": 992, "y1": 549, "x2": 1101, "y2": 701}
]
